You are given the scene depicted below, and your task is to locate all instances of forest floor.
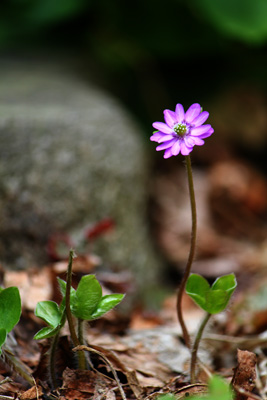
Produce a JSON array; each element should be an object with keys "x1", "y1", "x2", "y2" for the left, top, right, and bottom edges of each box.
[{"x1": 1, "y1": 154, "x2": 267, "y2": 400}]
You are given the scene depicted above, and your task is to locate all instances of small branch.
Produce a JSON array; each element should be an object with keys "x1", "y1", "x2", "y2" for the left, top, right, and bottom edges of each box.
[{"x1": 73, "y1": 345, "x2": 127, "y2": 400}]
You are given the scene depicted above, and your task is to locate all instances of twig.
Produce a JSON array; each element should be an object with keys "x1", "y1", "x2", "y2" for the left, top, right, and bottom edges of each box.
[{"x1": 73, "y1": 345, "x2": 127, "y2": 400}]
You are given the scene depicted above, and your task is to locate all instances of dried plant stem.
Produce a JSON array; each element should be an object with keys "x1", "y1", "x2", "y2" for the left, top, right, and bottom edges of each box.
[
  {"x1": 65, "y1": 250, "x2": 86, "y2": 370},
  {"x1": 190, "y1": 312, "x2": 211, "y2": 383},
  {"x1": 73, "y1": 345, "x2": 127, "y2": 400},
  {"x1": 176, "y1": 154, "x2": 197, "y2": 349},
  {"x1": 2, "y1": 346, "x2": 35, "y2": 386}
]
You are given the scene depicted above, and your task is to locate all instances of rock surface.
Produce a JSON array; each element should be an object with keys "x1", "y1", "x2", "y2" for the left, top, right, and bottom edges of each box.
[{"x1": 0, "y1": 60, "x2": 160, "y2": 288}]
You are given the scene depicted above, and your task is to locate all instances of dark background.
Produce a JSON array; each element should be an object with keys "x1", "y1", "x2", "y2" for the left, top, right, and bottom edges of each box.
[{"x1": 1, "y1": 0, "x2": 267, "y2": 164}]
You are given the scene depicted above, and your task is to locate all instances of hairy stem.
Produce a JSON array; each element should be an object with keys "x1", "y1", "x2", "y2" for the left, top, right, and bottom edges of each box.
[
  {"x1": 176, "y1": 154, "x2": 197, "y2": 349},
  {"x1": 77, "y1": 318, "x2": 84, "y2": 345},
  {"x1": 190, "y1": 312, "x2": 211, "y2": 383},
  {"x1": 65, "y1": 250, "x2": 86, "y2": 370},
  {"x1": 49, "y1": 332, "x2": 59, "y2": 390}
]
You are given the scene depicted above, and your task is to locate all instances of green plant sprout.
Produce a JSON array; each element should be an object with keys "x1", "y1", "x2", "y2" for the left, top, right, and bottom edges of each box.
[
  {"x1": 157, "y1": 375, "x2": 233, "y2": 400},
  {"x1": 34, "y1": 249, "x2": 124, "y2": 389},
  {"x1": 187, "y1": 375, "x2": 234, "y2": 400},
  {"x1": 0, "y1": 287, "x2": 21, "y2": 353},
  {"x1": 186, "y1": 273, "x2": 237, "y2": 382},
  {"x1": 0, "y1": 286, "x2": 35, "y2": 385}
]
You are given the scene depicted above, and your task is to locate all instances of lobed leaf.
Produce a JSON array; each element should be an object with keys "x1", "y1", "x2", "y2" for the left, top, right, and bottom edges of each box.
[
  {"x1": 0, "y1": 287, "x2": 21, "y2": 332},
  {"x1": 186, "y1": 273, "x2": 237, "y2": 314},
  {"x1": 205, "y1": 290, "x2": 229, "y2": 314},
  {"x1": 90, "y1": 294, "x2": 125, "y2": 320},
  {"x1": 71, "y1": 275, "x2": 102, "y2": 320},
  {"x1": 187, "y1": 375, "x2": 233, "y2": 400},
  {"x1": 185, "y1": 274, "x2": 210, "y2": 311},
  {"x1": 0, "y1": 328, "x2": 7, "y2": 355},
  {"x1": 34, "y1": 301, "x2": 62, "y2": 328},
  {"x1": 33, "y1": 326, "x2": 61, "y2": 340},
  {"x1": 211, "y1": 273, "x2": 237, "y2": 295}
]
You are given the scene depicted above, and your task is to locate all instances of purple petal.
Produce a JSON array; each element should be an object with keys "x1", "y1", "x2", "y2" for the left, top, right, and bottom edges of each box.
[
  {"x1": 158, "y1": 134, "x2": 175, "y2": 143},
  {"x1": 191, "y1": 111, "x2": 209, "y2": 127},
  {"x1": 190, "y1": 124, "x2": 211, "y2": 136},
  {"x1": 164, "y1": 109, "x2": 178, "y2": 127},
  {"x1": 163, "y1": 148, "x2": 173, "y2": 159},
  {"x1": 185, "y1": 136, "x2": 198, "y2": 146},
  {"x1": 152, "y1": 122, "x2": 173, "y2": 134},
  {"x1": 150, "y1": 132, "x2": 164, "y2": 141},
  {"x1": 198, "y1": 127, "x2": 214, "y2": 139},
  {"x1": 185, "y1": 103, "x2": 201, "y2": 123},
  {"x1": 156, "y1": 139, "x2": 177, "y2": 151},
  {"x1": 175, "y1": 104, "x2": 185, "y2": 123},
  {"x1": 191, "y1": 137, "x2": 205, "y2": 146},
  {"x1": 180, "y1": 141, "x2": 193, "y2": 156},
  {"x1": 171, "y1": 140, "x2": 181, "y2": 156}
]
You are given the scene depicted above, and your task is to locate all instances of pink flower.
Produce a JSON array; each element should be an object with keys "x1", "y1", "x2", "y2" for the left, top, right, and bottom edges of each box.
[{"x1": 151, "y1": 103, "x2": 214, "y2": 158}]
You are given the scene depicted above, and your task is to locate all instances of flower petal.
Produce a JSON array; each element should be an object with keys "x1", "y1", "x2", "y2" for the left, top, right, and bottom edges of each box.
[
  {"x1": 163, "y1": 148, "x2": 173, "y2": 159},
  {"x1": 152, "y1": 122, "x2": 173, "y2": 134},
  {"x1": 180, "y1": 141, "x2": 193, "y2": 155},
  {"x1": 190, "y1": 124, "x2": 211, "y2": 136},
  {"x1": 185, "y1": 103, "x2": 201, "y2": 123},
  {"x1": 198, "y1": 127, "x2": 214, "y2": 139},
  {"x1": 191, "y1": 111, "x2": 209, "y2": 127},
  {"x1": 191, "y1": 137, "x2": 205, "y2": 146},
  {"x1": 184, "y1": 136, "x2": 195, "y2": 147},
  {"x1": 156, "y1": 139, "x2": 177, "y2": 151},
  {"x1": 150, "y1": 132, "x2": 164, "y2": 141},
  {"x1": 158, "y1": 134, "x2": 175, "y2": 143},
  {"x1": 164, "y1": 110, "x2": 178, "y2": 127},
  {"x1": 175, "y1": 104, "x2": 185, "y2": 123},
  {"x1": 171, "y1": 140, "x2": 181, "y2": 156}
]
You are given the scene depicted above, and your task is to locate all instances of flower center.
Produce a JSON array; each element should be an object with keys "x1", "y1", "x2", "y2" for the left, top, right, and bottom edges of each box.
[{"x1": 173, "y1": 123, "x2": 187, "y2": 136}]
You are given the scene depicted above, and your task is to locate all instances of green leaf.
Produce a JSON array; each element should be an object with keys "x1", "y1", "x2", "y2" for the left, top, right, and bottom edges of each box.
[
  {"x1": 90, "y1": 294, "x2": 125, "y2": 320},
  {"x1": 57, "y1": 278, "x2": 76, "y2": 299},
  {"x1": 208, "y1": 375, "x2": 234, "y2": 400},
  {"x1": 205, "y1": 290, "x2": 229, "y2": 314},
  {"x1": 185, "y1": 274, "x2": 210, "y2": 311},
  {"x1": 212, "y1": 273, "x2": 237, "y2": 295},
  {"x1": 192, "y1": 0, "x2": 267, "y2": 43},
  {"x1": 187, "y1": 375, "x2": 233, "y2": 400},
  {"x1": 34, "y1": 301, "x2": 62, "y2": 328},
  {"x1": 33, "y1": 326, "x2": 61, "y2": 340},
  {"x1": 0, "y1": 328, "x2": 7, "y2": 354},
  {"x1": 157, "y1": 395, "x2": 176, "y2": 400},
  {"x1": 71, "y1": 275, "x2": 102, "y2": 320},
  {"x1": 186, "y1": 274, "x2": 237, "y2": 314},
  {"x1": 57, "y1": 278, "x2": 76, "y2": 311},
  {"x1": 0, "y1": 287, "x2": 21, "y2": 332}
]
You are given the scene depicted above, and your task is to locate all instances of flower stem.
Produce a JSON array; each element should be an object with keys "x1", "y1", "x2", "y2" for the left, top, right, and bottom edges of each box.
[
  {"x1": 190, "y1": 312, "x2": 211, "y2": 383},
  {"x1": 176, "y1": 154, "x2": 197, "y2": 349},
  {"x1": 65, "y1": 249, "x2": 86, "y2": 370}
]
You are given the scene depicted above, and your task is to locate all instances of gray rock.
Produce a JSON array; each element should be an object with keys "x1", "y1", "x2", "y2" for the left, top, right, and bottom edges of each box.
[{"x1": 0, "y1": 60, "x2": 160, "y2": 289}]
